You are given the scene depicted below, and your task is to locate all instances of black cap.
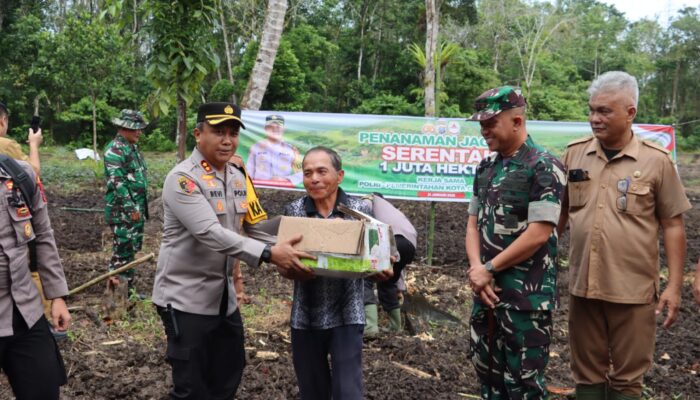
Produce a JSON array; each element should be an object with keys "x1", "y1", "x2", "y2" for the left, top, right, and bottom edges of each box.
[
  {"x1": 197, "y1": 102, "x2": 246, "y2": 129},
  {"x1": 265, "y1": 114, "x2": 284, "y2": 126}
]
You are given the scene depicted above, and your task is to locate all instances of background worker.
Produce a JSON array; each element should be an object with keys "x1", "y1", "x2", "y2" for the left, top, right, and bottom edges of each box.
[
  {"x1": 558, "y1": 71, "x2": 691, "y2": 400},
  {"x1": 104, "y1": 109, "x2": 149, "y2": 296},
  {"x1": 465, "y1": 86, "x2": 566, "y2": 399},
  {"x1": 362, "y1": 193, "x2": 417, "y2": 336}
]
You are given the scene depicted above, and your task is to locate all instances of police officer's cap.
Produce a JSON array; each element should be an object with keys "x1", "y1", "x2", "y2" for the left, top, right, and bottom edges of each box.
[
  {"x1": 468, "y1": 86, "x2": 527, "y2": 121},
  {"x1": 197, "y1": 102, "x2": 246, "y2": 129},
  {"x1": 265, "y1": 114, "x2": 284, "y2": 127}
]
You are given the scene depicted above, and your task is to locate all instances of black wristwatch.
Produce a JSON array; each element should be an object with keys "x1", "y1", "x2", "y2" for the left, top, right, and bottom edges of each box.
[{"x1": 260, "y1": 244, "x2": 272, "y2": 265}]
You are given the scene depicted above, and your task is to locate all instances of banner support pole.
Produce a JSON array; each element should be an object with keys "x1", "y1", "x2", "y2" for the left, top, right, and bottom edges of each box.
[{"x1": 427, "y1": 201, "x2": 436, "y2": 266}]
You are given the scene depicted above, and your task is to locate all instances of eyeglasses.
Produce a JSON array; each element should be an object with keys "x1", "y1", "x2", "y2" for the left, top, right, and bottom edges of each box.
[{"x1": 616, "y1": 177, "x2": 630, "y2": 211}]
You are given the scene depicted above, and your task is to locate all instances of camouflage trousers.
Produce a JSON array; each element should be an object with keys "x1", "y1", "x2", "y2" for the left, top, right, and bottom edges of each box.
[
  {"x1": 469, "y1": 305, "x2": 552, "y2": 400},
  {"x1": 109, "y1": 220, "x2": 144, "y2": 279}
]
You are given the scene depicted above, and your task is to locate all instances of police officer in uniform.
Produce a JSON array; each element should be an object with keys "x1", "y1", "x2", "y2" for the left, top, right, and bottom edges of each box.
[
  {"x1": 558, "y1": 71, "x2": 691, "y2": 400},
  {"x1": 152, "y1": 102, "x2": 313, "y2": 399},
  {"x1": 246, "y1": 114, "x2": 303, "y2": 186},
  {"x1": 104, "y1": 109, "x2": 149, "y2": 293},
  {"x1": 0, "y1": 157, "x2": 71, "y2": 399},
  {"x1": 362, "y1": 193, "x2": 417, "y2": 335},
  {"x1": 465, "y1": 86, "x2": 566, "y2": 399}
]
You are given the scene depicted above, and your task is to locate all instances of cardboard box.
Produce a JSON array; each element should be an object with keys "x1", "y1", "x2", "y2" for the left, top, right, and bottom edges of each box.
[{"x1": 277, "y1": 211, "x2": 394, "y2": 278}]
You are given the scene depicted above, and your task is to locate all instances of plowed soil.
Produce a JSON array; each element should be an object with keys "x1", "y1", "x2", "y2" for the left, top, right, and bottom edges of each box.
[{"x1": 2, "y1": 154, "x2": 698, "y2": 400}]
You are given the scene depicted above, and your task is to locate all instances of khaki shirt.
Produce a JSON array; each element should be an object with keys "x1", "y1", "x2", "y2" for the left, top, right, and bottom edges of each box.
[
  {"x1": 152, "y1": 148, "x2": 274, "y2": 316},
  {"x1": 0, "y1": 137, "x2": 29, "y2": 162},
  {"x1": 0, "y1": 161, "x2": 68, "y2": 337},
  {"x1": 562, "y1": 134, "x2": 691, "y2": 304}
]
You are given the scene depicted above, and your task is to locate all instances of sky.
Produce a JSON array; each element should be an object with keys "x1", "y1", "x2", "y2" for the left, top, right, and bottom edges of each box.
[{"x1": 601, "y1": 0, "x2": 695, "y2": 23}]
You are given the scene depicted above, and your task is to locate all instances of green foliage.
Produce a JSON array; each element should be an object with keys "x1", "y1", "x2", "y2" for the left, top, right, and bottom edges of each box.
[
  {"x1": 139, "y1": 129, "x2": 177, "y2": 152},
  {"x1": 352, "y1": 94, "x2": 420, "y2": 116},
  {"x1": 209, "y1": 79, "x2": 236, "y2": 102}
]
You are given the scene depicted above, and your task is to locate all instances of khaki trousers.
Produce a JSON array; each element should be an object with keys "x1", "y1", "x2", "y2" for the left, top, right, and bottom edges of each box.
[{"x1": 569, "y1": 295, "x2": 656, "y2": 396}]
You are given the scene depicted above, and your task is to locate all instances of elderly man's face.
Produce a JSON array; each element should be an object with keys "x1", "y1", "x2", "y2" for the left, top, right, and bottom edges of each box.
[
  {"x1": 303, "y1": 151, "x2": 344, "y2": 203},
  {"x1": 588, "y1": 91, "x2": 636, "y2": 146}
]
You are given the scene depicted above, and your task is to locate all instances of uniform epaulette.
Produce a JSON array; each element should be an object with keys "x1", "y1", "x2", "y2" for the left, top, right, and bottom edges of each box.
[
  {"x1": 641, "y1": 139, "x2": 670, "y2": 154},
  {"x1": 566, "y1": 135, "x2": 594, "y2": 148}
]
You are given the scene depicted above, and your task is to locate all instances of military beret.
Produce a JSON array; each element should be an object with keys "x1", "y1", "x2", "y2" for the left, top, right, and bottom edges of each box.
[
  {"x1": 112, "y1": 109, "x2": 148, "y2": 130},
  {"x1": 468, "y1": 86, "x2": 527, "y2": 121},
  {"x1": 197, "y1": 102, "x2": 246, "y2": 129},
  {"x1": 265, "y1": 114, "x2": 284, "y2": 126}
]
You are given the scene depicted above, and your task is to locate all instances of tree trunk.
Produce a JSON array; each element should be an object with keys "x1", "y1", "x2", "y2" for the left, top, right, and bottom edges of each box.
[
  {"x1": 91, "y1": 90, "x2": 98, "y2": 165},
  {"x1": 241, "y1": 0, "x2": 288, "y2": 110},
  {"x1": 217, "y1": 0, "x2": 235, "y2": 92},
  {"x1": 177, "y1": 94, "x2": 187, "y2": 162},
  {"x1": 424, "y1": 0, "x2": 438, "y2": 118},
  {"x1": 671, "y1": 60, "x2": 680, "y2": 116}
]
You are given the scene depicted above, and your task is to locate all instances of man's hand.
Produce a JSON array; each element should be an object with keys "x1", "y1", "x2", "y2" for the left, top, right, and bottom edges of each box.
[
  {"x1": 27, "y1": 127, "x2": 43, "y2": 146},
  {"x1": 270, "y1": 235, "x2": 316, "y2": 280},
  {"x1": 130, "y1": 211, "x2": 141, "y2": 221},
  {"x1": 478, "y1": 282, "x2": 501, "y2": 309},
  {"x1": 370, "y1": 268, "x2": 394, "y2": 282},
  {"x1": 51, "y1": 298, "x2": 71, "y2": 332},
  {"x1": 468, "y1": 263, "x2": 493, "y2": 293},
  {"x1": 656, "y1": 287, "x2": 681, "y2": 329}
]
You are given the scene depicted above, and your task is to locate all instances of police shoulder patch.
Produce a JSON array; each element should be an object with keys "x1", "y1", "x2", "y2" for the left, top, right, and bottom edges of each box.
[
  {"x1": 566, "y1": 135, "x2": 594, "y2": 148},
  {"x1": 177, "y1": 175, "x2": 198, "y2": 195}
]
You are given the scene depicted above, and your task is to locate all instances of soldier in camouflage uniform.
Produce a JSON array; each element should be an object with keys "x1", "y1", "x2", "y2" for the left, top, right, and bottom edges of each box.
[
  {"x1": 465, "y1": 87, "x2": 566, "y2": 399},
  {"x1": 104, "y1": 109, "x2": 148, "y2": 290}
]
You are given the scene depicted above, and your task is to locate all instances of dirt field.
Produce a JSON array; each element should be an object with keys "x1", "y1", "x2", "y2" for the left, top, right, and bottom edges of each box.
[{"x1": 2, "y1": 154, "x2": 699, "y2": 399}]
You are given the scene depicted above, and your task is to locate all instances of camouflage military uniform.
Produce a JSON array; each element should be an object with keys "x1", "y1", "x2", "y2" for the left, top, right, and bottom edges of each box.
[
  {"x1": 104, "y1": 110, "x2": 148, "y2": 279},
  {"x1": 468, "y1": 135, "x2": 566, "y2": 399}
]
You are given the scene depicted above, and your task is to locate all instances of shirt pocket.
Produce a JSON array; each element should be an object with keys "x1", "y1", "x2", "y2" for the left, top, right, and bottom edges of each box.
[
  {"x1": 8, "y1": 208, "x2": 35, "y2": 246},
  {"x1": 623, "y1": 182, "x2": 652, "y2": 216},
  {"x1": 568, "y1": 180, "x2": 591, "y2": 208}
]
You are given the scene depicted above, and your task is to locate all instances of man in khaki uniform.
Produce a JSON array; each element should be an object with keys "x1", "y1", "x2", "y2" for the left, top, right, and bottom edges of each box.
[
  {"x1": 152, "y1": 102, "x2": 313, "y2": 399},
  {"x1": 558, "y1": 71, "x2": 691, "y2": 400},
  {"x1": 0, "y1": 156, "x2": 71, "y2": 399},
  {"x1": 0, "y1": 102, "x2": 43, "y2": 175}
]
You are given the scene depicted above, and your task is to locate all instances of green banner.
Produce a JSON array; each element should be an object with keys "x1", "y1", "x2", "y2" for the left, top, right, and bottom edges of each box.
[{"x1": 239, "y1": 111, "x2": 676, "y2": 203}]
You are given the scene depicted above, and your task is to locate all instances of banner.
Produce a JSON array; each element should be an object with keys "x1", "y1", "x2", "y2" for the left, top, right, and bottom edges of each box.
[{"x1": 239, "y1": 111, "x2": 676, "y2": 203}]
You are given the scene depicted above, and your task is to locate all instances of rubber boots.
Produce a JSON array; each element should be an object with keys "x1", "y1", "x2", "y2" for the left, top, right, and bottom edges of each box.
[
  {"x1": 575, "y1": 383, "x2": 607, "y2": 400},
  {"x1": 364, "y1": 304, "x2": 379, "y2": 337},
  {"x1": 388, "y1": 308, "x2": 402, "y2": 332}
]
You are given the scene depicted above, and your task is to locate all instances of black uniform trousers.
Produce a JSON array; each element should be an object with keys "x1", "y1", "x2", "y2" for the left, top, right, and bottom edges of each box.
[
  {"x1": 363, "y1": 235, "x2": 416, "y2": 310},
  {"x1": 291, "y1": 324, "x2": 364, "y2": 400},
  {"x1": 158, "y1": 305, "x2": 246, "y2": 400},
  {"x1": 0, "y1": 305, "x2": 66, "y2": 400}
]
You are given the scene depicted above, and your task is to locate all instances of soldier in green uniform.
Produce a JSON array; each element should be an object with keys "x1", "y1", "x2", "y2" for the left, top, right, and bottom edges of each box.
[
  {"x1": 103, "y1": 109, "x2": 148, "y2": 292},
  {"x1": 464, "y1": 86, "x2": 566, "y2": 399}
]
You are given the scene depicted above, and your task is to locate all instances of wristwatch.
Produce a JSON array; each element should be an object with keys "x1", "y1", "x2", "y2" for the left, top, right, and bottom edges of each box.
[
  {"x1": 484, "y1": 260, "x2": 495, "y2": 273},
  {"x1": 260, "y1": 244, "x2": 272, "y2": 265}
]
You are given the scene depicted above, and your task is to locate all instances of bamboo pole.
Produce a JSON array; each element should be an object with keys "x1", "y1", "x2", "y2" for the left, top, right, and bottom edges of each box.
[{"x1": 68, "y1": 253, "x2": 154, "y2": 296}]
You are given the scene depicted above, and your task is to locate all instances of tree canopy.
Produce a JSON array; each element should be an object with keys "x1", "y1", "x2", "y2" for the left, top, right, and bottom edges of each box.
[{"x1": 1, "y1": 0, "x2": 698, "y2": 150}]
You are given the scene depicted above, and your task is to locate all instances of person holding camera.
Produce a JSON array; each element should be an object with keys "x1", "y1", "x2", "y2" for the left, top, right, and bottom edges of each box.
[{"x1": 0, "y1": 102, "x2": 43, "y2": 175}]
